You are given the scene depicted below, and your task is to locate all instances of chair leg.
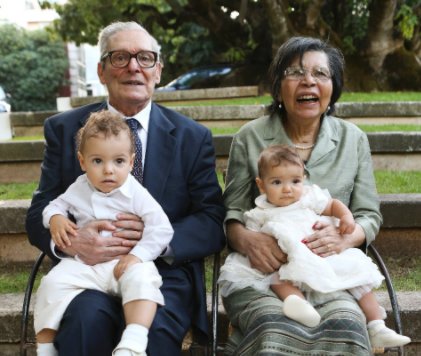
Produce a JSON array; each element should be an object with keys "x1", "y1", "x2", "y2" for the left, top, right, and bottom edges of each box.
[
  {"x1": 368, "y1": 244, "x2": 404, "y2": 356},
  {"x1": 211, "y1": 252, "x2": 221, "y2": 356},
  {"x1": 20, "y1": 252, "x2": 46, "y2": 356}
]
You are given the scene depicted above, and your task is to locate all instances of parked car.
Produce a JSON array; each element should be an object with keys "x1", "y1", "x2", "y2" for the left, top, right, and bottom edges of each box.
[
  {"x1": 156, "y1": 64, "x2": 259, "y2": 91},
  {"x1": 0, "y1": 85, "x2": 11, "y2": 112}
]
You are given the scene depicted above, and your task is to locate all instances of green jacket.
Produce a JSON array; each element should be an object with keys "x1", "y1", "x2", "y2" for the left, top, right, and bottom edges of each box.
[{"x1": 223, "y1": 112, "x2": 382, "y2": 246}]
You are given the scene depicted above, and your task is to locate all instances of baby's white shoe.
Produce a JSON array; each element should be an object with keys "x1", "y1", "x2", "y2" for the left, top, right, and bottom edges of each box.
[
  {"x1": 368, "y1": 320, "x2": 411, "y2": 348},
  {"x1": 283, "y1": 295, "x2": 321, "y2": 327}
]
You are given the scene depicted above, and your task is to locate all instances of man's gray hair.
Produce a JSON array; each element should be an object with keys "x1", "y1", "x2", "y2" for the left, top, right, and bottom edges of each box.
[{"x1": 98, "y1": 21, "x2": 161, "y2": 60}]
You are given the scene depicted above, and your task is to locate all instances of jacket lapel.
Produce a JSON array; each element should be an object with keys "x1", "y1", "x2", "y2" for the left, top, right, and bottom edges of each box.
[
  {"x1": 143, "y1": 103, "x2": 176, "y2": 200},
  {"x1": 306, "y1": 116, "x2": 338, "y2": 167},
  {"x1": 77, "y1": 101, "x2": 108, "y2": 127}
]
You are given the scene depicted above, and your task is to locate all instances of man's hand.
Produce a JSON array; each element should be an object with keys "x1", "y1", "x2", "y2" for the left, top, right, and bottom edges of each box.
[
  {"x1": 112, "y1": 213, "x2": 144, "y2": 246},
  {"x1": 226, "y1": 221, "x2": 287, "y2": 274},
  {"x1": 60, "y1": 213, "x2": 143, "y2": 265},
  {"x1": 114, "y1": 254, "x2": 142, "y2": 280}
]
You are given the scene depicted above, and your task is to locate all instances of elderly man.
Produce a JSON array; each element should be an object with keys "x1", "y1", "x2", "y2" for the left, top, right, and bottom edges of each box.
[{"x1": 26, "y1": 21, "x2": 225, "y2": 355}]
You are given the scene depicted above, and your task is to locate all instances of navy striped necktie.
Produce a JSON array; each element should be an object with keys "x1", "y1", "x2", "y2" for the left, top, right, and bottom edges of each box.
[{"x1": 126, "y1": 118, "x2": 143, "y2": 184}]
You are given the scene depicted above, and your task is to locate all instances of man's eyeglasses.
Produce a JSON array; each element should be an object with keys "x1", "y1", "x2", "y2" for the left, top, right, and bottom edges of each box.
[
  {"x1": 284, "y1": 66, "x2": 332, "y2": 82},
  {"x1": 101, "y1": 50, "x2": 158, "y2": 69}
]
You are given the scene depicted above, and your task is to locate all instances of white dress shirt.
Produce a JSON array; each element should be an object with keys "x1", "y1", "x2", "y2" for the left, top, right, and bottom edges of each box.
[{"x1": 108, "y1": 101, "x2": 151, "y2": 168}]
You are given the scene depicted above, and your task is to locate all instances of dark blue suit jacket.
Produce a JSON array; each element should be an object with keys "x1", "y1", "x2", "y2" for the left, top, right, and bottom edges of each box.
[{"x1": 26, "y1": 101, "x2": 226, "y2": 341}]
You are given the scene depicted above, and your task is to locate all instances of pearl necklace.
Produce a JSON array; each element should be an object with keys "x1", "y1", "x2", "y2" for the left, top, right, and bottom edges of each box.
[{"x1": 293, "y1": 143, "x2": 315, "y2": 150}]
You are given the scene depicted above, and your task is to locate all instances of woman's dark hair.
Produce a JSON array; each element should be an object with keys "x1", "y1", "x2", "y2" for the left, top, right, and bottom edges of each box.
[{"x1": 268, "y1": 36, "x2": 345, "y2": 116}]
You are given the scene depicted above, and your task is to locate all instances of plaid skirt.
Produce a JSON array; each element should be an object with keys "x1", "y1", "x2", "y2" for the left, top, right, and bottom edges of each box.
[{"x1": 222, "y1": 287, "x2": 372, "y2": 356}]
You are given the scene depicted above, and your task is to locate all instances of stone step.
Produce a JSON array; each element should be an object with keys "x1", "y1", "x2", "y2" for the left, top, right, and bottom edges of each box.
[
  {"x1": 0, "y1": 291, "x2": 419, "y2": 355},
  {"x1": 1, "y1": 131, "x2": 421, "y2": 184},
  {"x1": 5, "y1": 102, "x2": 421, "y2": 137},
  {"x1": 0, "y1": 195, "x2": 420, "y2": 264}
]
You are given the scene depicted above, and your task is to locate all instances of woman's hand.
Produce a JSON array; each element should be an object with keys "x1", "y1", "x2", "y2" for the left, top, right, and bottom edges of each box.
[
  {"x1": 226, "y1": 221, "x2": 287, "y2": 274},
  {"x1": 304, "y1": 220, "x2": 366, "y2": 257}
]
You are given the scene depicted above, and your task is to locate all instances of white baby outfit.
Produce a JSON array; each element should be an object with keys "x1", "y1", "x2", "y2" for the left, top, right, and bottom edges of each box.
[
  {"x1": 34, "y1": 174, "x2": 173, "y2": 334},
  {"x1": 219, "y1": 184, "x2": 384, "y2": 299}
]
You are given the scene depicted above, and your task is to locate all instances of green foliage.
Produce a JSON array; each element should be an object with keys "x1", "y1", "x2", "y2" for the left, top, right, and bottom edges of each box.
[
  {"x1": 39, "y1": 0, "x2": 421, "y2": 91},
  {"x1": 395, "y1": 4, "x2": 419, "y2": 39},
  {"x1": 0, "y1": 25, "x2": 68, "y2": 111},
  {"x1": 322, "y1": 0, "x2": 371, "y2": 55}
]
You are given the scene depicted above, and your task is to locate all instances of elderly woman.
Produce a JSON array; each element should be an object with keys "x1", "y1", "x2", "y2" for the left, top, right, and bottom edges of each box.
[{"x1": 222, "y1": 37, "x2": 383, "y2": 354}]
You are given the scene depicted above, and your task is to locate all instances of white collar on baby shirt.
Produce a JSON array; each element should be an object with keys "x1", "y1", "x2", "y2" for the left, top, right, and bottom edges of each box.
[{"x1": 84, "y1": 173, "x2": 135, "y2": 199}]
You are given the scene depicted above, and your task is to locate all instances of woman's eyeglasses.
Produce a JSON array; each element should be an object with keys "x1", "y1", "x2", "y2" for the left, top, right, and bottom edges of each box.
[{"x1": 284, "y1": 66, "x2": 332, "y2": 82}]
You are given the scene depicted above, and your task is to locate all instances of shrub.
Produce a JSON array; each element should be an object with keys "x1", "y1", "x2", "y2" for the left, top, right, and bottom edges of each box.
[{"x1": 0, "y1": 24, "x2": 68, "y2": 111}]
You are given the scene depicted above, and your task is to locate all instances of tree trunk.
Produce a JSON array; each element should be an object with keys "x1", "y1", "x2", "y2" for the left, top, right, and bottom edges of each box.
[
  {"x1": 305, "y1": 0, "x2": 324, "y2": 30},
  {"x1": 261, "y1": 0, "x2": 291, "y2": 56},
  {"x1": 364, "y1": 0, "x2": 402, "y2": 72}
]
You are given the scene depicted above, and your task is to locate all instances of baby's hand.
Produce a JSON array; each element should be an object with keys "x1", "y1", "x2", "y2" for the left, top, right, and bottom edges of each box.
[
  {"x1": 50, "y1": 215, "x2": 78, "y2": 249},
  {"x1": 114, "y1": 254, "x2": 142, "y2": 280},
  {"x1": 339, "y1": 214, "x2": 356, "y2": 235}
]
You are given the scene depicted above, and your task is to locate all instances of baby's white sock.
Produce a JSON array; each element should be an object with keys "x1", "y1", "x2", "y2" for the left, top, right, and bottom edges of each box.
[
  {"x1": 36, "y1": 342, "x2": 58, "y2": 356},
  {"x1": 283, "y1": 294, "x2": 321, "y2": 327},
  {"x1": 379, "y1": 306, "x2": 387, "y2": 319},
  {"x1": 112, "y1": 324, "x2": 148, "y2": 356}
]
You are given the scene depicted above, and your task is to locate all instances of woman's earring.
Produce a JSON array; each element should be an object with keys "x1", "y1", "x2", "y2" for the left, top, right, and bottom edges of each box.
[{"x1": 278, "y1": 102, "x2": 282, "y2": 110}]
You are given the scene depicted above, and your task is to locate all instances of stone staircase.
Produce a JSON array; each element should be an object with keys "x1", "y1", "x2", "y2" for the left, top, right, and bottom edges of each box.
[{"x1": 1, "y1": 291, "x2": 420, "y2": 355}]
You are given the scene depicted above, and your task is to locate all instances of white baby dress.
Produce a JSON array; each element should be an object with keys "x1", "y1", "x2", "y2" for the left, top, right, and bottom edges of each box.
[{"x1": 218, "y1": 185, "x2": 384, "y2": 297}]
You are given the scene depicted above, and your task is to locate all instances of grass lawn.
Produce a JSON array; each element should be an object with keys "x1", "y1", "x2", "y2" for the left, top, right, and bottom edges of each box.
[
  {"x1": 1, "y1": 254, "x2": 419, "y2": 294},
  {"x1": 7, "y1": 123, "x2": 421, "y2": 142},
  {"x1": 0, "y1": 182, "x2": 38, "y2": 200},
  {"x1": 209, "y1": 124, "x2": 421, "y2": 136},
  {"x1": 1, "y1": 170, "x2": 421, "y2": 200},
  {"x1": 217, "y1": 170, "x2": 421, "y2": 194},
  {"x1": 160, "y1": 91, "x2": 420, "y2": 107}
]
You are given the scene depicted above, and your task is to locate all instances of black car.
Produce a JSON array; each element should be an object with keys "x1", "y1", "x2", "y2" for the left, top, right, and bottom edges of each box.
[{"x1": 157, "y1": 64, "x2": 243, "y2": 91}]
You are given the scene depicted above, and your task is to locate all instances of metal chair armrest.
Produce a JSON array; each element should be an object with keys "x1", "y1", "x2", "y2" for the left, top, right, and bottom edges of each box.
[
  {"x1": 20, "y1": 251, "x2": 46, "y2": 356},
  {"x1": 368, "y1": 244, "x2": 403, "y2": 356}
]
